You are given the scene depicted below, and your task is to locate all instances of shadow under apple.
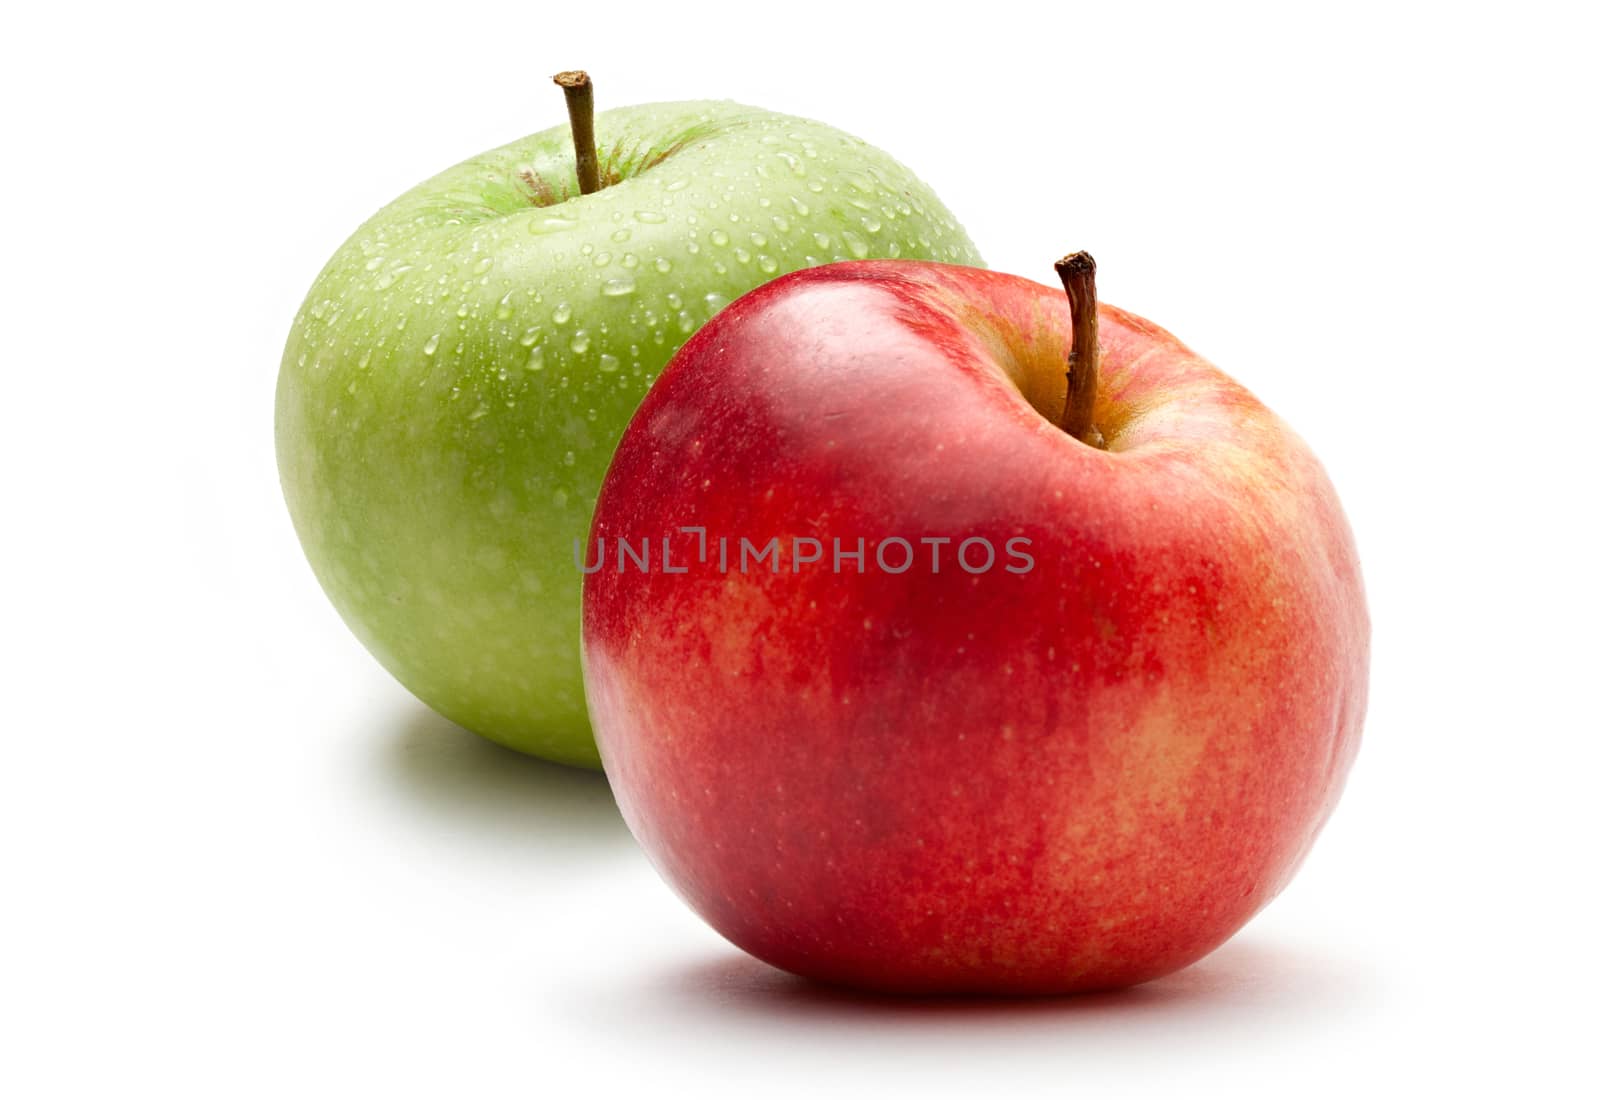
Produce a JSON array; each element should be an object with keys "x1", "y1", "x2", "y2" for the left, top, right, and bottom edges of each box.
[
  {"x1": 377, "y1": 703, "x2": 634, "y2": 858},
  {"x1": 590, "y1": 933, "x2": 1375, "y2": 1044}
]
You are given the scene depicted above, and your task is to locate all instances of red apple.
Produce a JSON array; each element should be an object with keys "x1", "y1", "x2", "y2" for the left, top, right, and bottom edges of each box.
[{"x1": 581, "y1": 257, "x2": 1368, "y2": 995}]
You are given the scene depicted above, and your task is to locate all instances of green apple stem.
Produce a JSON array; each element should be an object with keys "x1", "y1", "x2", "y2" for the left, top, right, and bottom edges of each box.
[
  {"x1": 1055, "y1": 251, "x2": 1104, "y2": 447},
  {"x1": 554, "y1": 70, "x2": 602, "y2": 195}
]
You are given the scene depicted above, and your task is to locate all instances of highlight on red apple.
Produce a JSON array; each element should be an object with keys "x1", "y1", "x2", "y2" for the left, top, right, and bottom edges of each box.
[{"x1": 581, "y1": 254, "x2": 1369, "y2": 995}]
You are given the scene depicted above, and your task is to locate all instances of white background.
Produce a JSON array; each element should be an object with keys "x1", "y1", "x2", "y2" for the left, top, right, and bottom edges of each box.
[{"x1": 6, "y1": 1, "x2": 1596, "y2": 1095}]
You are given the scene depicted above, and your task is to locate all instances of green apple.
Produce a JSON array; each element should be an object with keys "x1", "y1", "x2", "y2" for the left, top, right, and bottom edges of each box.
[{"x1": 276, "y1": 94, "x2": 982, "y2": 767}]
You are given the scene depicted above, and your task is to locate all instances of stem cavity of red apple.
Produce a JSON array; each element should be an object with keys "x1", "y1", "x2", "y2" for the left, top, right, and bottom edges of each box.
[
  {"x1": 1055, "y1": 251, "x2": 1105, "y2": 448},
  {"x1": 553, "y1": 70, "x2": 602, "y2": 196}
]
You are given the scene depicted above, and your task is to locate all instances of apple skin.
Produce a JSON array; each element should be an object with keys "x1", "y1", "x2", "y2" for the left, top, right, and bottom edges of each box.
[
  {"x1": 582, "y1": 261, "x2": 1368, "y2": 994},
  {"x1": 276, "y1": 102, "x2": 980, "y2": 767}
]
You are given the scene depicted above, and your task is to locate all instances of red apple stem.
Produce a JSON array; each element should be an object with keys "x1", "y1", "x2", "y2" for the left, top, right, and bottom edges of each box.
[
  {"x1": 1055, "y1": 252, "x2": 1104, "y2": 447},
  {"x1": 554, "y1": 70, "x2": 601, "y2": 195}
]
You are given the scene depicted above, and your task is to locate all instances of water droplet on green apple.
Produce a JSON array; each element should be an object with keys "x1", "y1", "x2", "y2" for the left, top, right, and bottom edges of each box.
[
  {"x1": 635, "y1": 210, "x2": 668, "y2": 223},
  {"x1": 422, "y1": 334, "x2": 440, "y2": 356},
  {"x1": 664, "y1": 179, "x2": 688, "y2": 192},
  {"x1": 709, "y1": 229, "x2": 730, "y2": 247},
  {"x1": 552, "y1": 303, "x2": 572, "y2": 325},
  {"x1": 598, "y1": 353, "x2": 620, "y2": 373},
  {"x1": 839, "y1": 170, "x2": 876, "y2": 194},
  {"x1": 496, "y1": 292, "x2": 515, "y2": 320},
  {"x1": 570, "y1": 330, "x2": 591, "y2": 354},
  {"x1": 611, "y1": 228, "x2": 632, "y2": 243},
  {"x1": 704, "y1": 292, "x2": 729, "y2": 316},
  {"x1": 601, "y1": 276, "x2": 636, "y2": 297},
  {"x1": 654, "y1": 257, "x2": 673, "y2": 274},
  {"x1": 526, "y1": 345, "x2": 545, "y2": 371}
]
